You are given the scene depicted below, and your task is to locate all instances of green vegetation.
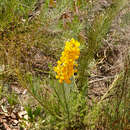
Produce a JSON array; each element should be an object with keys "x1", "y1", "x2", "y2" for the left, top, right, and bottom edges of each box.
[{"x1": 0, "y1": 0, "x2": 129, "y2": 129}]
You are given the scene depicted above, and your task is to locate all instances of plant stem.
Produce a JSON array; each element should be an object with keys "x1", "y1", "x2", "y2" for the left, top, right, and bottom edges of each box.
[
  {"x1": 62, "y1": 83, "x2": 70, "y2": 125},
  {"x1": 52, "y1": 81, "x2": 66, "y2": 111}
]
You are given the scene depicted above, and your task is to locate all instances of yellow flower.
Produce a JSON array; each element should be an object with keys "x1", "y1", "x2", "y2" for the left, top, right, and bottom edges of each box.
[{"x1": 54, "y1": 38, "x2": 80, "y2": 84}]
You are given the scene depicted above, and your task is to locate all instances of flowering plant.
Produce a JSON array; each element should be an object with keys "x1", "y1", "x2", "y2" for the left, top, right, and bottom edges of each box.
[{"x1": 54, "y1": 38, "x2": 80, "y2": 84}]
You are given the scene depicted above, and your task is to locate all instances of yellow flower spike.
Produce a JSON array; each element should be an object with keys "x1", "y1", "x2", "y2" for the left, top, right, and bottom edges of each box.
[
  {"x1": 66, "y1": 79, "x2": 71, "y2": 84},
  {"x1": 54, "y1": 38, "x2": 80, "y2": 84},
  {"x1": 56, "y1": 75, "x2": 59, "y2": 79},
  {"x1": 75, "y1": 41, "x2": 80, "y2": 47},
  {"x1": 57, "y1": 61, "x2": 61, "y2": 65},
  {"x1": 61, "y1": 52, "x2": 64, "y2": 56},
  {"x1": 54, "y1": 67, "x2": 58, "y2": 72},
  {"x1": 74, "y1": 69, "x2": 78, "y2": 73},
  {"x1": 60, "y1": 76, "x2": 64, "y2": 80},
  {"x1": 75, "y1": 56, "x2": 79, "y2": 59},
  {"x1": 59, "y1": 79, "x2": 63, "y2": 83}
]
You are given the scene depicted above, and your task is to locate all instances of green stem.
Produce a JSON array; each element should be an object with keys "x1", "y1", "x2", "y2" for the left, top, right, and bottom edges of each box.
[
  {"x1": 62, "y1": 83, "x2": 70, "y2": 125},
  {"x1": 52, "y1": 82, "x2": 66, "y2": 112}
]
